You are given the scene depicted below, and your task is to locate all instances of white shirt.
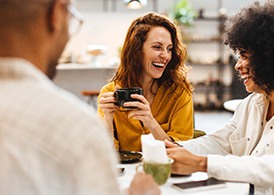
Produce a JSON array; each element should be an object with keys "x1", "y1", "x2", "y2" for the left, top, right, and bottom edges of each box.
[
  {"x1": 180, "y1": 92, "x2": 274, "y2": 195},
  {"x1": 0, "y1": 58, "x2": 121, "y2": 195}
]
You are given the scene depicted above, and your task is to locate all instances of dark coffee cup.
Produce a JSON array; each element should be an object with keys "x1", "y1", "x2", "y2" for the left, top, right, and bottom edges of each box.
[{"x1": 114, "y1": 87, "x2": 143, "y2": 110}]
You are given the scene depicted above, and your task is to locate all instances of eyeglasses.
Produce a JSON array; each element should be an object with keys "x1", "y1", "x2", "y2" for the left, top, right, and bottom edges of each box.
[{"x1": 67, "y1": 5, "x2": 84, "y2": 37}]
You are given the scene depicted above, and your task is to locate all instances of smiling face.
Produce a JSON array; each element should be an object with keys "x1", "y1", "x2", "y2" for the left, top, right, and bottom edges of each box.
[
  {"x1": 235, "y1": 51, "x2": 263, "y2": 94},
  {"x1": 141, "y1": 26, "x2": 173, "y2": 82}
]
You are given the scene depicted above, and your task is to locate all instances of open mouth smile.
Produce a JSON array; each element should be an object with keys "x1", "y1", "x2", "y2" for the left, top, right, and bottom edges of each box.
[
  {"x1": 238, "y1": 70, "x2": 253, "y2": 84},
  {"x1": 152, "y1": 62, "x2": 165, "y2": 68},
  {"x1": 242, "y1": 75, "x2": 252, "y2": 82}
]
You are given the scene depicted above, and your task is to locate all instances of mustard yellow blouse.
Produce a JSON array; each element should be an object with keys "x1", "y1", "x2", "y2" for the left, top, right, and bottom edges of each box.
[{"x1": 98, "y1": 82, "x2": 194, "y2": 151}]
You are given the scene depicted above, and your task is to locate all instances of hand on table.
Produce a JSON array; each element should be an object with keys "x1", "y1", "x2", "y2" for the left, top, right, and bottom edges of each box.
[{"x1": 165, "y1": 140, "x2": 207, "y2": 175}]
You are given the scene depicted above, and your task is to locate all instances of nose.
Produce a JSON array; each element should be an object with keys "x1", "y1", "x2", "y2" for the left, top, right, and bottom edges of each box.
[
  {"x1": 234, "y1": 59, "x2": 242, "y2": 71},
  {"x1": 160, "y1": 49, "x2": 171, "y2": 60}
]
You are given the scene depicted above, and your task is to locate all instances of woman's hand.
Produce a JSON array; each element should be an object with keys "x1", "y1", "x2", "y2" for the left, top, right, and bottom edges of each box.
[
  {"x1": 124, "y1": 94, "x2": 171, "y2": 141},
  {"x1": 166, "y1": 145, "x2": 207, "y2": 175},
  {"x1": 98, "y1": 92, "x2": 117, "y2": 116},
  {"x1": 165, "y1": 140, "x2": 181, "y2": 148},
  {"x1": 124, "y1": 94, "x2": 155, "y2": 129},
  {"x1": 98, "y1": 86, "x2": 120, "y2": 131}
]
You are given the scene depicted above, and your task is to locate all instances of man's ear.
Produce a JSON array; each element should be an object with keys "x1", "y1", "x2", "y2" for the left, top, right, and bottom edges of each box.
[{"x1": 47, "y1": 0, "x2": 67, "y2": 33}]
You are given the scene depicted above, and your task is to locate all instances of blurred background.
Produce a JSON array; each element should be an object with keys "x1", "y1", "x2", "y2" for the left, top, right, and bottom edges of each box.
[{"x1": 54, "y1": 0, "x2": 263, "y2": 133}]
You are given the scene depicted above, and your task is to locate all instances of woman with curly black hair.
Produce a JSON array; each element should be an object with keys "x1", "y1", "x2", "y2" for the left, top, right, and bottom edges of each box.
[
  {"x1": 223, "y1": 1, "x2": 274, "y2": 96},
  {"x1": 166, "y1": 1, "x2": 274, "y2": 194}
]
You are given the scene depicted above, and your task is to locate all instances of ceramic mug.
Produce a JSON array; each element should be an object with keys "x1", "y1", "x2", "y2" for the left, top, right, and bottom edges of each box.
[
  {"x1": 114, "y1": 87, "x2": 143, "y2": 110},
  {"x1": 136, "y1": 158, "x2": 174, "y2": 185}
]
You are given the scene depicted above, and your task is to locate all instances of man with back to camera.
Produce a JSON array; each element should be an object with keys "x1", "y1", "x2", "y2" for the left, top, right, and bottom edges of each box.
[{"x1": 0, "y1": 0, "x2": 160, "y2": 194}]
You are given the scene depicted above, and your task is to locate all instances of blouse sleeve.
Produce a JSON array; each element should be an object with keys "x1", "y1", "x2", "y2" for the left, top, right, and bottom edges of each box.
[
  {"x1": 166, "y1": 88, "x2": 194, "y2": 141},
  {"x1": 208, "y1": 154, "x2": 274, "y2": 189},
  {"x1": 97, "y1": 82, "x2": 120, "y2": 150}
]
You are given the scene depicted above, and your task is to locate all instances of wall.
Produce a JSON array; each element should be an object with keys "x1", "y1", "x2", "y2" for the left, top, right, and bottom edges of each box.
[
  {"x1": 63, "y1": 0, "x2": 178, "y2": 65},
  {"x1": 61, "y1": 0, "x2": 263, "y2": 106},
  {"x1": 64, "y1": 0, "x2": 262, "y2": 64}
]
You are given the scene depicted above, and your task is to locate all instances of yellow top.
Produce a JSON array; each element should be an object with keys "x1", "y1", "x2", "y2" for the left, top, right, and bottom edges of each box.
[{"x1": 98, "y1": 82, "x2": 194, "y2": 151}]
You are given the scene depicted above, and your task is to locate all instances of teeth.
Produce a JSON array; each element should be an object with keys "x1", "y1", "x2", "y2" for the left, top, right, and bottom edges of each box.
[
  {"x1": 153, "y1": 62, "x2": 164, "y2": 67},
  {"x1": 242, "y1": 75, "x2": 251, "y2": 81}
]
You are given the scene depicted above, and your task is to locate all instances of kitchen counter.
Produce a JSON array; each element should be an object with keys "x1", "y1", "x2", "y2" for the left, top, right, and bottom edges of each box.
[{"x1": 53, "y1": 63, "x2": 117, "y2": 100}]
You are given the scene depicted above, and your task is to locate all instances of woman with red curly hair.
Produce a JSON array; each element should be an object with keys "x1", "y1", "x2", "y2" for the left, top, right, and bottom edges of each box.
[{"x1": 98, "y1": 12, "x2": 194, "y2": 151}]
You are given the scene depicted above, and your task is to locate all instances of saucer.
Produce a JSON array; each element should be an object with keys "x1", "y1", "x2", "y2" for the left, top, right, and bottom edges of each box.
[{"x1": 119, "y1": 150, "x2": 142, "y2": 164}]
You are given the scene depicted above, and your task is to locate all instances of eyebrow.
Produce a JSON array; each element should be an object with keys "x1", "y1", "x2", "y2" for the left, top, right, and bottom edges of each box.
[
  {"x1": 151, "y1": 42, "x2": 173, "y2": 47},
  {"x1": 240, "y1": 51, "x2": 246, "y2": 56}
]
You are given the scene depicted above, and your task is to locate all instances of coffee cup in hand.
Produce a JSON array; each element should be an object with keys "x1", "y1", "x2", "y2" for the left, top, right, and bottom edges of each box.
[{"x1": 114, "y1": 87, "x2": 143, "y2": 110}]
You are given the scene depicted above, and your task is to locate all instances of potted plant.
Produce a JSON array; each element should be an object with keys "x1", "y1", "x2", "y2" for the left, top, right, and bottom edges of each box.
[{"x1": 169, "y1": 0, "x2": 197, "y2": 27}]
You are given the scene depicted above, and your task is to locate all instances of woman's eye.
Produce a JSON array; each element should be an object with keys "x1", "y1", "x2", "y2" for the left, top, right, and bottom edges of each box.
[
  {"x1": 153, "y1": 45, "x2": 161, "y2": 49},
  {"x1": 238, "y1": 55, "x2": 245, "y2": 60},
  {"x1": 241, "y1": 56, "x2": 247, "y2": 61}
]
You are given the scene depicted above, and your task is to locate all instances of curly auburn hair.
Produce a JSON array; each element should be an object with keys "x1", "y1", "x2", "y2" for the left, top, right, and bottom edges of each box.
[
  {"x1": 223, "y1": 1, "x2": 274, "y2": 95},
  {"x1": 112, "y1": 12, "x2": 192, "y2": 93}
]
